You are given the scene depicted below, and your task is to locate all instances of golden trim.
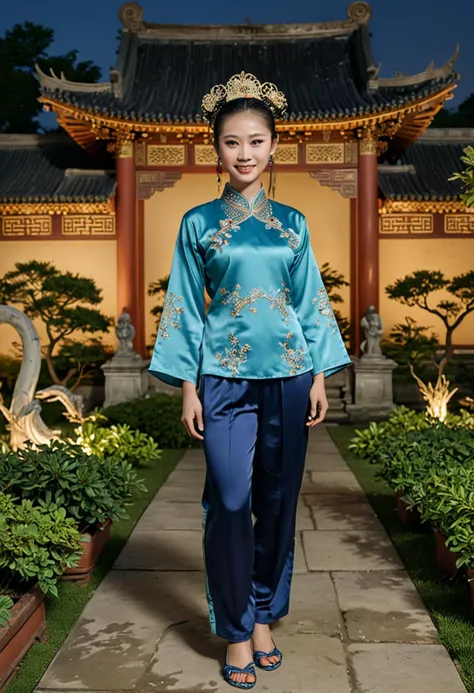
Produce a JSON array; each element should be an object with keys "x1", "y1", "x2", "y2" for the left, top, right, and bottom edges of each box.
[
  {"x1": 117, "y1": 140, "x2": 134, "y2": 158},
  {"x1": 62, "y1": 215, "x2": 116, "y2": 236},
  {"x1": 39, "y1": 84, "x2": 455, "y2": 141},
  {"x1": 0, "y1": 201, "x2": 113, "y2": 216},
  {"x1": 147, "y1": 144, "x2": 185, "y2": 166},
  {"x1": 444, "y1": 214, "x2": 474, "y2": 234},
  {"x1": 305, "y1": 143, "x2": 344, "y2": 164},
  {"x1": 380, "y1": 200, "x2": 466, "y2": 214},
  {"x1": 359, "y1": 139, "x2": 377, "y2": 155}
]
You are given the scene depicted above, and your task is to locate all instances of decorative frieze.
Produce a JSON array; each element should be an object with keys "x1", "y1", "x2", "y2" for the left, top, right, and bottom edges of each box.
[
  {"x1": 2, "y1": 216, "x2": 52, "y2": 237},
  {"x1": 379, "y1": 214, "x2": 433, "y2": 234},
  {"x1": 147, "y1": 145, "x2": 186, "y2": 166},
  {"x1": 62, "y1": 215, "x2": 115, "y2": 236},
  {"x1": 444, "y1": 214, "x2": 474, "y2": 234},
  {"x1": 273, "y1": 144, "x2": 299, "y2": 164},
  {"x1": 137, "y1": 171, "x2": 182, "y2": 199},
  {"x1": 305, "y1": 143, "x2": 344, "y2": 164},
  {"x1": 310, "y1": 169, "x2": 357, "y2": 198}
]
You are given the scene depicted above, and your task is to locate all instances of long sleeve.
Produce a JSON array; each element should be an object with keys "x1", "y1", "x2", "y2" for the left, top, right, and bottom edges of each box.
[
  {"x1": 149, "y1": 213, "x2": 205, "y2": 387},
  {"x1": 290, "y1": 215, "x2": 351, "y2": 378}
]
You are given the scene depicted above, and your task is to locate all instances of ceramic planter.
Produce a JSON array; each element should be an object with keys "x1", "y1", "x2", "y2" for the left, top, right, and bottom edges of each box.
[
  {"x1": 433, "y1": 527, "x2": 462, "y2": 577},
  {"x1": 61, "y1": 520, "x2": 112, "y2": 581},
  {"x1": 0, "y1": 584, "x2": 45, "y2": 692},
  {"x1": 394, "y1": 491, "x2": 422, "y2": 530}
]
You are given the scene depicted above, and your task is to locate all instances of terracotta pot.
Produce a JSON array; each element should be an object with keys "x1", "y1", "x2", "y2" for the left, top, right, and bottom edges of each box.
[
  {"x1": 467, "y1": 569, "x2": 474, "y2": 616},
  {"x1": 61, "y1": 520, "x2": 112, "y2": 581},
  {"x1": 0, "y1": 584, "x2": 45, "y2": 692},
  {"x1": 394, "y1": 491, "x2": 422, "y2": 530},
  {"x1": 433, "y1": 527, "x2": 462, "y2": 577}
]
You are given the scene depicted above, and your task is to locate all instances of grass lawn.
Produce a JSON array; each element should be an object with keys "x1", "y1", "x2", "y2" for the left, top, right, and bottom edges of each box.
[
  {"x1": 329, "y1": 425, "x2": 474, "y2": 693},
  {"x1": 5, "y1": 448, "x2": 183, "y2": 693}
]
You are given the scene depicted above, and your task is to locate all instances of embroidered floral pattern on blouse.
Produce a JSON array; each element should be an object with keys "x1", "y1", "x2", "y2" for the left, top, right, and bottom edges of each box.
[
  {"x1": 313, "y1": 287, "x2": 337, "y2": 336},
  {"x1": 279, "y1": 332, "x2": 307, "y2": 375},
  {"x1": 216, "y1": 332, "x2": 251, "y2": 376},
  {"x1": 158, "y1": 292, "x2": 185, "y2": 339},
  {"x1": 219, "y1": 280, "x2": 291, "y2": 324},
  {"x1": 216, "y1": 183, "x2": 301, "y2": 251}
]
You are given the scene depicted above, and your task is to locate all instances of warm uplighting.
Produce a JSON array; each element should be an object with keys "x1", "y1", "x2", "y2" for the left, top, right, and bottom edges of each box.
[{"x1": 410, "y1": 358, "x2": 457, "y2": 422}]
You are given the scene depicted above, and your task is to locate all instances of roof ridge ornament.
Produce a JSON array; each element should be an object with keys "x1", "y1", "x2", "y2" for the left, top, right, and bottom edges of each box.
[
  {"x1": 346, "y1": 2, "x2": 371, "y2": 24},
  {"x1": 35, "y1": 64, "x2": 112, "y2": 94},
  {"x1": 119, "y1": 2, "x2": 146, "y2": 31},
  {"x1": 369, "y1": 45, "x2": 460, "y2": 90},
  {"x1": 201, "y1": 72, "x2": 288, "y2": 125}
]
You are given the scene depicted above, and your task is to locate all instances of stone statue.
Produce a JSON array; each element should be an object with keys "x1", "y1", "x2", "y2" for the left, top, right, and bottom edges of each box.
[
  {"x1": 360, "y1": 305, "x2": 384, "y2": 357},
  {"x1": 0, "y1": 305, "x2": 84, "y2": 450},
  {"x1": 114, "y1": 311, "x2": 138, "y2": 359}
]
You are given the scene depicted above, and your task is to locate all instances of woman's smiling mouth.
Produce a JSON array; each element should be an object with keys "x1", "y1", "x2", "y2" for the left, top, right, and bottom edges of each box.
[{"x1": 235, "y1": 165, "x2": 256, "y2": 174}]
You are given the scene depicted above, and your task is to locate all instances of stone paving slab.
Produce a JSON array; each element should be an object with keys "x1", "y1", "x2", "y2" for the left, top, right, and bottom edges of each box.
[
  {"x1": 295, "y1": 502, "x2": 315, "y2": 530},
  {"x1": 294, "y1": 531, "x2": 308, "y2": 573},
  {"x1": 348, "y1": 643, "x2": 467, "y2": 692},
  {"x1": 135, "y1": 501, "x2": 205, "y2": 531},
  {"x1": 302, "y1": 530, "x2": 404, "y2": 571},
  {"x1": 333, "y1": 572, "x2": 438, "y2": 643},
  {"x1": 305, "y1": 452, "x2": 350, "y2": 471},
  {"x1": 113, "y1": 530, "x2": 204, "y2": 571},
  {"x1": 274, "y1": 573, "x2": 342, "y2": 636},
  {"x1": 37, "y1": 571, "x2": 207, "y2": 691},
  {"x1": 312, "y1": 503, "x2": 379, "y2": 531},
  {"x1": 143, "y1": 624, "x2": 351, "y2": 693},
  {"x1": 302, "y1": 471, "x2": 364, "y2": 495},
  {"x1": 304, "y1": 492, "x2": 368, "y2": 506},
  {"x1": 156, "y1": 485, "x2": 203, "y2": 503},
  {"x1": 164, "y1": 468, "x2": 206, "y2": 487}
]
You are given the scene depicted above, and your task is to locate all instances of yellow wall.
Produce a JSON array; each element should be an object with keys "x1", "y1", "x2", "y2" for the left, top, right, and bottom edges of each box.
[
  {"x1": 380, "y1": 238, "x2": 474, "y2": 345},
  {"x1": 144, "y1": 172, "x2": 351, "y2": 344},
  {"x1": 0, "y1": 241, "x2": 117, "y2": 355}
]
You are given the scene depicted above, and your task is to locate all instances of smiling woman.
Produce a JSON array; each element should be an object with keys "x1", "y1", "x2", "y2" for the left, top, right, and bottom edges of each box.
[{"x1": 148, "y1": 71, "x2": 351, "y2": 689}]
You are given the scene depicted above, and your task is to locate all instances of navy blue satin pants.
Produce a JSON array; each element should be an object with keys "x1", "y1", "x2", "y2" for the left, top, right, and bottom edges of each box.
[{"x1": 199, "y1": 370, "x2": 313, "y2": 643}]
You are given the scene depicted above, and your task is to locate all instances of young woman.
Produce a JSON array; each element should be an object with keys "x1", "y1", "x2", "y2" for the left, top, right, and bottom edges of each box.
[{"x1": 149, "y1": 72, "x2": 351, "y2": 689}]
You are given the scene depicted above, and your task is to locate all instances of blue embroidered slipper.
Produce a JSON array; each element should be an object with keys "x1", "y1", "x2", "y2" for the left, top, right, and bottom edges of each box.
[
  {"x1": 252, "y1": 638, "x2": 283, "y2": 671},
  {"x1": 223, "y1": 648, "x2": 257, "y2": 689}
]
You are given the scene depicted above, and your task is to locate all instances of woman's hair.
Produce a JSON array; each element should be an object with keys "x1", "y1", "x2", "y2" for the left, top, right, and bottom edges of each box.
[{"x1": 213, "y1": 98, "x2": 277, "y2": 150}]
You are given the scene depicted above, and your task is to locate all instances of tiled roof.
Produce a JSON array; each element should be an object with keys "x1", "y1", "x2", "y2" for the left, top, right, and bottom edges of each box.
[
  {"x1": 36, "y1": 3, "x2": 458, "y2": 125},
  {"x1": 0, "y1": 135, "x2": 116, "y2": 203},
  {"x1": 379, "y1": 130, "x2": 474, "y2": 201}
]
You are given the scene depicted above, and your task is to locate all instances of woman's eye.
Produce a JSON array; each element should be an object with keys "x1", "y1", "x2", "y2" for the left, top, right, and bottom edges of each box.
[{"x1": 252, "y1": 140, "x2": 263, "y2": 145}]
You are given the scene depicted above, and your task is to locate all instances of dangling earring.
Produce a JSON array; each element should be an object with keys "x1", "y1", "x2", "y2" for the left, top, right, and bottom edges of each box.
[
  {"x1": 268, "y1": 155, "x2": 276, "y2": 198},
  {"x1": 216, "y1": 156, "x2": 223, "y2": 195}
]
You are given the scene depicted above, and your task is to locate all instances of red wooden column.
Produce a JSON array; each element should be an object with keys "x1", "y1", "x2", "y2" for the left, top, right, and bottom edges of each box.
[
  {"x1": 357, "y1": 139, "x2": 379, "y2": 350},
  {"x1": 115, "y1": 140, "x2": 138, "y2": 346}
]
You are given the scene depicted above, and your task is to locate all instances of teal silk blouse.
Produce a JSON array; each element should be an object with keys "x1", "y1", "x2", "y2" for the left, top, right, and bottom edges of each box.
[{"x1": 149, "y1": 182, "x2": 351, "y2": 387}]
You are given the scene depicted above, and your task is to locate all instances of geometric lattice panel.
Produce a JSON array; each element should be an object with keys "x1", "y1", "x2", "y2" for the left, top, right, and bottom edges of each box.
[
  {"x1": 274, "y1": 144, "x2": 299, "y2": 164},
  {"x1": 2, "y1": 215, "x2": 52, "y2": 236},
  {"x1": 62, "y1": 215, "x2": 116, "y2": 236},
  {"x1": 194, "y1": 145, "x2": 216, "y2": 165},
  {"x1": 444, "y1": 214, "x2": 474, "y2": 234},
  {"x1": 379, "y1": 214, "x2": 433, "y2": 234},
  {"x1": 305, "y1": 144, "x2": 344, "y2": 164},
  {"x1": 147, "y1": 145, "x2": 186, "y2": 166}
]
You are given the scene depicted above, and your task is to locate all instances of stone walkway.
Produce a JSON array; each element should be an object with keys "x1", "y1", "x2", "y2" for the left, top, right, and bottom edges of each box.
[{"x1": 36, "y1": 425, "x2": 468, "y2": 692}]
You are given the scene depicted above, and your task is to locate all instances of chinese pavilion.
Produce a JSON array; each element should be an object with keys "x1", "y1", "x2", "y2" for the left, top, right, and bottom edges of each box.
[{"x1": 1, "y1": 1, "x2": 472, "y2": 357}]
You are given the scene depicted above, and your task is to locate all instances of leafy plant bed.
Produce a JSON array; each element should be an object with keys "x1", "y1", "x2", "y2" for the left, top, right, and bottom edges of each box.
[
  {"x1": 3, "y1": 449, "x2": 182, "y2": 693},
  {"x1": 61, "y1": 521, "x2": 112, "y2": 582},
  {"x1": 0, "y1": 586, "x2": 45, "y2": 693},
  {"x1": 330, "y1": 425, "x2": 474, "y2": 693}
]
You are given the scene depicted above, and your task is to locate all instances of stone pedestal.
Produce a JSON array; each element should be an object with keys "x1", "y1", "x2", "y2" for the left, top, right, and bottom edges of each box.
[
  {"x1": 346, "y1": 355, "x2": 397, "y2": 422},
  {"x1": 101, "y1": 356, "x2": 150, "y2": 409},
  {"x1": 325, "y1": 367, "x2": 352, "y2": 421}
]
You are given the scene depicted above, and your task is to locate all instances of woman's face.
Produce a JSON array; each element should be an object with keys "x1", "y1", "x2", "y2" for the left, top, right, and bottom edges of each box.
[{"x1": 217, "y1": 111, "x2": 278, "y2": 189}]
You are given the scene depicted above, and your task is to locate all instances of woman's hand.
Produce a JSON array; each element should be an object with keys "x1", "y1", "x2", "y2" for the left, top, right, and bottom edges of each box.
[
  {"x1": 181, "y1": 381, "x2": 204, "y2": 440},
  {"x1": 306, "y1": 372, "x2": 328, "y2": 427}
]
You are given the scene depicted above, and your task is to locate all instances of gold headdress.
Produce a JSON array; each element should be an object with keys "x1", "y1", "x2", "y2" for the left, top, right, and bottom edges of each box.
[{"x1": 201, "y1": 71, "x2": 288, "y2": 125}]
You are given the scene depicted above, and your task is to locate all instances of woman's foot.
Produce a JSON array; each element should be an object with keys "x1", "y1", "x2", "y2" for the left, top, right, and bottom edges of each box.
[
  {"x1": 226, "y1": 640, "x2": 256, "y2": 686},
  {"x1": 252, "y1": 623, "x2": 281, "y2": 667}
]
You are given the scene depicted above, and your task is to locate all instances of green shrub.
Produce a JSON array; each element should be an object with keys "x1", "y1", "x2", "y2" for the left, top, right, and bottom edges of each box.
[
  {"x1": 411, "y1": 463, "x2": 474, "y2": 569},
  {"x1": 0, "y1": 493, "x2": 82, "y2": 597},
  {"x1": 102, "y1": 395, "x2": 201, "y2": 449},
  {"x1": 0, "y1": 442, "x2": 146, "y2": 532},
  {"x1": 0, "y1": 594, "x2": 14, "y2": 627},
  {"x1": 69, "y1": 413, "x2": 161, "y2": 467}
]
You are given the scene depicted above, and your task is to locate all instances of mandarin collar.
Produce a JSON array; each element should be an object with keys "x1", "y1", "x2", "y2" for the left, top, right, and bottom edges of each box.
[{"x1": 221, "y1": 182, "x2": 268, "y2": 213}]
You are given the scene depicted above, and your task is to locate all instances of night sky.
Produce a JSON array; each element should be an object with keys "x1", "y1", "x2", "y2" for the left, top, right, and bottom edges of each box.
[{"x1": 1, "y1": 0, "x2": 472, "y2": 109}]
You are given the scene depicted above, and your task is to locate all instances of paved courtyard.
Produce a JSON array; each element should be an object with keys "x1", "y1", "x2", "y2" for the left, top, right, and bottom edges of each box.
[{"x1": 36, "y1": 425, "x2": 468, "y2": 692}]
